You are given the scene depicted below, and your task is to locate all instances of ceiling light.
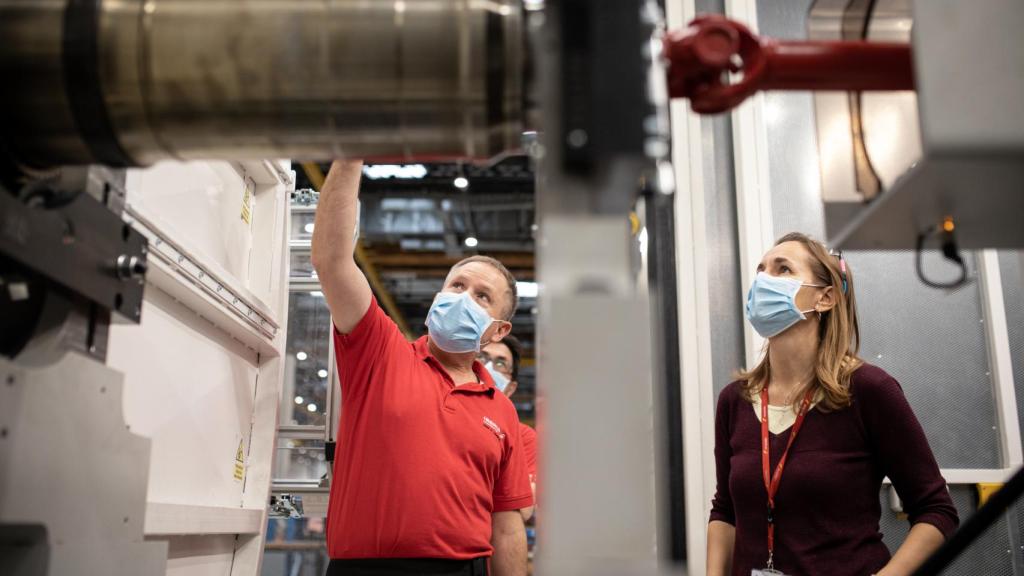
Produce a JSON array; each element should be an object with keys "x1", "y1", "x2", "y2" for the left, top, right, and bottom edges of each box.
[
  {"x1": 464, "y1": 236, "x2": 479, "y2": 248},
  {"x1": 304, "y1": 222, "x2": 315, "y2": 234},
  {"x1": 516, "y1": 281, "x2": 538, "y2": 298},
  {"x1": 453, "y1": 176, "x2": 469, "y2": 189},
  {"x1": 318, "y1": 369, "x2": 328, "y2": 378},
  {"x1": 362, "y1": 164, "x2": 428, "y2": 180},
  {"x1": 294, "y1": 396, "x2": 304, "y2": 405},
  {"x1": 310, "y1": 290, "x2": 324, "y2": 297},
  {"x1": 296, "y1": 351, "x2": 308, "y2": 361},
  {"x1": 307, "y1": 403, "x2": 317, "y2": 412}
]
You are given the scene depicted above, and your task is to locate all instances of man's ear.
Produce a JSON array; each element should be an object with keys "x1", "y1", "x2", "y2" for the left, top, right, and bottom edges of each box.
[
  {"x1": 488, "y1": 320, "x2": 512, "y2": 344},
  {"x1": 505, "y1": 380, "x2": 518, "y2": 398}
]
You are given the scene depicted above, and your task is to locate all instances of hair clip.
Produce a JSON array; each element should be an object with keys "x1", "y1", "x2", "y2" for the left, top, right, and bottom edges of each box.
[
  {"x1": 828, "y1": 248, "x2": 849, "y2": 294},
  {"x1": 837, "y1": 252, "x2": 848, "y2": 294}
]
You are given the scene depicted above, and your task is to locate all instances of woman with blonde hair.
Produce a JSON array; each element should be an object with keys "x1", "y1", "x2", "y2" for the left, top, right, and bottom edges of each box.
[{"x1": 707, "y1": 232, "x2": 958, "y2": 576}]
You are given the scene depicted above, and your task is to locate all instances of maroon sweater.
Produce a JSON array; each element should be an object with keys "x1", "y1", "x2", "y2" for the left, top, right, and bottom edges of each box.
[{"x1": 710, "y1": 364, "x2": 959, "y2": 576}]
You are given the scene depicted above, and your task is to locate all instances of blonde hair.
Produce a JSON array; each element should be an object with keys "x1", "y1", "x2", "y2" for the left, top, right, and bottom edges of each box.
[{"x1": 737, "y1": 232, "x2": 863, "y2": 411}]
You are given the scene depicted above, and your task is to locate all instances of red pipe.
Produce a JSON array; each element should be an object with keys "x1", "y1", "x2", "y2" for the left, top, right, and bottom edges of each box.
[
  {"x1": 664, "y1": 15, "x2": 914, "y2": 114},
  {"x1": 763, "y1": 41, "x2": 914, "y2": 92}
]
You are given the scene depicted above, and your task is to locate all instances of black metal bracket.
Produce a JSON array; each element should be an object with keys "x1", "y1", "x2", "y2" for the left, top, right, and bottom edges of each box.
[{"x1": 0, "y1": 189, "x2": 147, "y2": 334}]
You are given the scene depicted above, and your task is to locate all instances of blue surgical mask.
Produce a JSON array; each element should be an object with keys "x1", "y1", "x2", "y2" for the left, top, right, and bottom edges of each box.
[
  {"x1": 425, "y1": 291, "x2": 495, "y2": 353},
  {"x1": 745, "y1": 272, "x2": 822, "y2": 338},
  {"x1": 484, "y1": 362, "x2": 511, "y2": 393}
]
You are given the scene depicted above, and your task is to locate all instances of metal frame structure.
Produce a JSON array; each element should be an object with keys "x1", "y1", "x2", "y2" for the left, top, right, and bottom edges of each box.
[
  {"x1": 269, "y1": 216, "x2": 337, "y2": 519},
  {"x1": 977, "y1": 251, "x2": 1024, "y2": 479},
  {"x1": 666, "y1": 3, "x2": 719, "y2": 576}
]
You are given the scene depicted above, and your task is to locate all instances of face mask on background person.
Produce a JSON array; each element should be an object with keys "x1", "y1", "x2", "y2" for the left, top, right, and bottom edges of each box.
[
  {"x1": 483, "y1": 362, "x2": 511, "y2": 393},
  {"x1": 425, "y1": 291, "x2": 495, "y2": 353},
  {"x1": 745, "y1": 272, "x2": 824, "y2": 338}
]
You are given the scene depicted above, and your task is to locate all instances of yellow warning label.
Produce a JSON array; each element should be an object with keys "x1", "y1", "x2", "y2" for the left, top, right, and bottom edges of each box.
[
  {"x1": 234, "y1": 439, "x2": 245, "y2": 481},
  {"x1": 241, "y1": 179, "x2": 254, "y2": 225}
]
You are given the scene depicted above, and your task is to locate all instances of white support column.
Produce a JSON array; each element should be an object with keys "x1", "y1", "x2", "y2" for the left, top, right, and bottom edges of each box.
[
  {"x1": 725, "y1": 0, "x2": 776, "y2": 370},
  {"x1": 665, "y1": 1, "x2": 719, "y2": 574},
  {"x1": 978, "y1": 250, "x2": 1024, "y2": 470}
]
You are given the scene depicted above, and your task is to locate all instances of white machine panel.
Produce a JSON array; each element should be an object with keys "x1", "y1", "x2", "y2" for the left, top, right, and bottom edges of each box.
[
  {"x1": 108, "y1": 159, "x2": 291, "y2": 575},
  {"x1": 127, "y1": 161, "x2": 257, "y2": 286},
  {"x1": 108, "y1": 287, "x2": 259, "y2": 508}
]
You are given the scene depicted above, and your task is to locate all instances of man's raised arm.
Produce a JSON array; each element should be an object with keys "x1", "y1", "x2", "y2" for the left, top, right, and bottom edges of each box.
[{"x1": 310, "y1": 160, "x2": 372, "y2": 333}]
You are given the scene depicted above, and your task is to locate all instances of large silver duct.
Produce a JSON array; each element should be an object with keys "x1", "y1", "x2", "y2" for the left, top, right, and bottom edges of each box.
[{"x1": 0, "y1": 0, "x2": 526, "y2": 169}]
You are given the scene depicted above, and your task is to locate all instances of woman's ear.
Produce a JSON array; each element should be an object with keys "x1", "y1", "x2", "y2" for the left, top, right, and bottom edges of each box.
[{"x1": 817, "y1": 286, "x2": 836, "y2": 313}]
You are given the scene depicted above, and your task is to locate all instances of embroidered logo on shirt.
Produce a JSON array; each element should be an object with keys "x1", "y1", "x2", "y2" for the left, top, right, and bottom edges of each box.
[{"x1": 482, "y1": 417, "x2": 506, "y2": 440}]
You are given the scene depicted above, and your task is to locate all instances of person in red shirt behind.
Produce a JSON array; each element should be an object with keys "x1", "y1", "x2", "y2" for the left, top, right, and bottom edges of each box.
[
  {"x1": 479, "y1": 335, "x2": 537, "y2": 520},
  {"x1": 311, "y1": 160, "x2": 534, "y2": 576}
]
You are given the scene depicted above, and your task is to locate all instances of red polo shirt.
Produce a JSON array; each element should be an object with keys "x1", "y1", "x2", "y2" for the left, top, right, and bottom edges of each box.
[
  {"x1": 519, "y1": 423, "x2": 537, "y2": 484},
  {"x1": 326, "y1": 298, "x2": 534, "y2": 560}
]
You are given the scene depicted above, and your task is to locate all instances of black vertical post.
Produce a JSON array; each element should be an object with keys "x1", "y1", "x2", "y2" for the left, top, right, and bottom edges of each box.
[{"x1": 645, "y1": 187, "x2": 687, "y2": 562}]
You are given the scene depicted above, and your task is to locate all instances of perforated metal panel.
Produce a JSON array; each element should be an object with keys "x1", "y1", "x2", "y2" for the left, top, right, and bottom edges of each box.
[
  {"x1": 702, "y1": 114, "x2": 746, "y2": 396},
  {"x1": 880, "y1": 486, "x2": 1015, "y2": 575},
  {"x1": 850, "y1": 250, "x2": 1000, "y2": 468}
]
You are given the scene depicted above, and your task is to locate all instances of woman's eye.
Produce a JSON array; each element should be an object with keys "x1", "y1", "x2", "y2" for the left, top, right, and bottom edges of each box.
[{"x1": 780, "y1": 266, "x2": 791, "y2": 273}]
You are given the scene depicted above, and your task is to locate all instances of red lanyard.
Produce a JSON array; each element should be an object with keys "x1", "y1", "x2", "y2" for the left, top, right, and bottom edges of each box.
[{"x1": 760, "y1": 386, "x2": 815, "y2": 570}]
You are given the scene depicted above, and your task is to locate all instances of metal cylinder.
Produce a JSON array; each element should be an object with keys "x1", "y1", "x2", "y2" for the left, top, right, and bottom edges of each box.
[{"x1": 0, "y1": 0, "x2": 526, "y2": 168}]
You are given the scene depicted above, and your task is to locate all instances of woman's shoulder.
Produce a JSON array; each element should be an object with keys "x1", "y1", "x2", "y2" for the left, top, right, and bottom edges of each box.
[
  {"x1": 718, "y1": 379, "x2": 750, "y2": 406},
  {"x1": 849, "y1": 362, "x2": 905, "y2": 403}
]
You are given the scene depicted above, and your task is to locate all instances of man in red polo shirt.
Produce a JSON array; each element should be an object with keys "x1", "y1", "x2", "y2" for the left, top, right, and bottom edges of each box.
[
  {"x1": 311, "y1": 160, "x2": 533, "y2": 576},
  {"x1": 478, "y1": 335, "x2": 537, "y2": 517}
]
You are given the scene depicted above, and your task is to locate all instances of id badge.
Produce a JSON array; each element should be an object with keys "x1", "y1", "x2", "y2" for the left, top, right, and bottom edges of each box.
[{"x1": 752, "y1": 570, "x2": 788, "y2": 576}]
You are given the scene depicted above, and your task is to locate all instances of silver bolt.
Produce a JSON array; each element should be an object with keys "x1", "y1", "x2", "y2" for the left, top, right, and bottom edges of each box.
[{"x1": 116, "y1": 254, "x2": 148, "y2": 280}]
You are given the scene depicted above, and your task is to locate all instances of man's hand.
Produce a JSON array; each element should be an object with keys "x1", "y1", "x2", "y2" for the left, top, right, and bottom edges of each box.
[
  {"x1": 310, "y1": 160, "x2": 372, "y2": 333},
  {"x1": 490, "y1": 510, "x2": 527, "y2": 576}
]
